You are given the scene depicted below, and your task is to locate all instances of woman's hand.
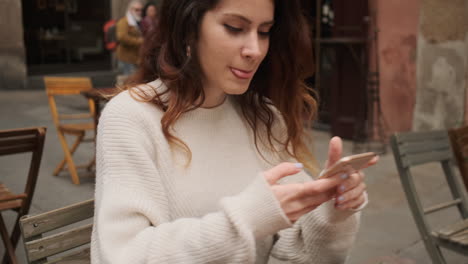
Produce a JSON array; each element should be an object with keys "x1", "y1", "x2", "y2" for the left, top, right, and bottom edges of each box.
[
  {"x1": 263, "y1": 163, "x2": 348, "y2": 222},
  {"x1": 325, "y1": 136, "x2": 378, "y2": 210},
  {"x1": 334, "y1": 171, "x2": 367, "y2": 210}
]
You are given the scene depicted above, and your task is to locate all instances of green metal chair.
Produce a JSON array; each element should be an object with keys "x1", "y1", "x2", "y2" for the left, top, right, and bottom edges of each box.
[{"x1": 391, "y1": 130, "x2": 468, "y2": 264}]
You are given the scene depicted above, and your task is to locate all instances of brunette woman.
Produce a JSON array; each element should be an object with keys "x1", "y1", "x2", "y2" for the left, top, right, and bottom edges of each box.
[{"x1": 91, "y1": 0, "x2": 375, "y2": 263}]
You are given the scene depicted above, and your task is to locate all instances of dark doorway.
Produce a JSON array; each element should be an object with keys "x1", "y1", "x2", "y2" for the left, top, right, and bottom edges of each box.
[
  {"x1": 22, "y1": 0, "x2": 112, "y2": 75},
  {"x1": 306, "y1": 0, "x2": 369, "y2": 140}
]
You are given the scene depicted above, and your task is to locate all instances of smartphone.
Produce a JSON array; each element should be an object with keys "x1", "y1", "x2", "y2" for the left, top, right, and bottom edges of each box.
[{"x1": 318, "y1": 152, "x2": 377, "y2": 179}]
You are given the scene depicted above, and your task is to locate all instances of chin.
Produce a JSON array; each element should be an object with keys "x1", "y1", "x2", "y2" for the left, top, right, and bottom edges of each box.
[{"x1": 224, "y1": 82, "x2": 251, "y2": 95}]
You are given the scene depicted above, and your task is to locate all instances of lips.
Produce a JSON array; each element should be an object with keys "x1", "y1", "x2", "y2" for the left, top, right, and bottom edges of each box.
[{"x1": 230, "y1": 67, "x2": 254, "y2": 79}]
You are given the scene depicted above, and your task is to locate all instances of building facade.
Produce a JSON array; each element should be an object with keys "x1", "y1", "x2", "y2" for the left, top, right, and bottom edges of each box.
[{"x1": 1, "y1": 0, "x2": 466, "y2": 136}]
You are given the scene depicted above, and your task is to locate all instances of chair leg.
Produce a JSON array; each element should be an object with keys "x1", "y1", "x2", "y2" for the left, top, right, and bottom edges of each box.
[
  {"x1": 86, "y1": 157, "x2": 95, "y2": 172},
  {"x1": 0, "y1": 215, "x2": 18, "y2": 264},
  {"x1": 422, "y1": 239, "x2": 446, "y2": 264},
  {"x1": 56, "y1": 131, "x2": 83, "y2": 184},
  {"x1": 53, "y1": 133, "x2": 85, "y2": 176}
]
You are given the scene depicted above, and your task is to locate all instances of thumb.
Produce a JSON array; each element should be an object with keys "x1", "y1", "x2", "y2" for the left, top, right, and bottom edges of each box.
[
  {"x1": 264, "y1": 162, "x2": 303, "y2": 185},
  {"x1": 325, "y1": 136, "x2": 342, "y2": 169}
]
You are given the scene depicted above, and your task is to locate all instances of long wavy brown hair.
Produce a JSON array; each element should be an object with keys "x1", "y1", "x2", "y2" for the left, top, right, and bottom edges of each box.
[{"x1": 124, "y1": 0, "x2": 319, "y2": 172}]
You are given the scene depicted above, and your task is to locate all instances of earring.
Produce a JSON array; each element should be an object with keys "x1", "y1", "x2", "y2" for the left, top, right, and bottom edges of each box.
[{"x1": 186, "y1": 46, "x2": 191, "y2": 58}]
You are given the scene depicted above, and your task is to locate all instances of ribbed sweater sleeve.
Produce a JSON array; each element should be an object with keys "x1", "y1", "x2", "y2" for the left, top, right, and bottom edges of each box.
[
  {"x1": 265, "y1": 108, "x2": 362, "y2": 263},
  {"x1": 271, "y1": 200, "x2": 360, "y2": 263},
  {"x1": 91, "y1": 93, "x2": 292, "y2": 264}
]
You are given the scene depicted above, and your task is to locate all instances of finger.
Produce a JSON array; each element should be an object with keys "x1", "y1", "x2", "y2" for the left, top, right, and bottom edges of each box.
[
  {"x1": 288, "y1": 190, "x2": 333, "y2": 212},
  {"x1": 361, "y1": 155, "x2": 380, "y2": 169},
  {"x1": 336, "y1": 192, "x2": 366, "y2": 210},
  {"x1": 288, "y1": 204, "x2": 319, "y2": 222},
  {"x1": 325, "y1": 136, "x2": 342, "y2": 169},
  {"x1": 336, "y1": 171, "x2": 365, "y2": 194},
  {"x1": 271, "y1": 183, "x2": 305, "y2": 202},
  {"x1": 264, "y1": 162, "x2": 303, "y2": 185},
  {"x1": 336, "y1": 182, "x2": 366, "y2": 205},
  {"x1": 303, "y1": 172, "x2": 350, "y2": 195},
  {"x1": 299, "y1": 190, "x2": 334, "y2": 205}
]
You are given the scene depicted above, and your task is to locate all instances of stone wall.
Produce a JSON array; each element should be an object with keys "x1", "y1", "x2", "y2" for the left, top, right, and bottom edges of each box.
[
  {"x1": 370, "y1": 0, "x2": 420, "y2": 134},
  {"x1": 0, "y1": 0, "x2": 26, "y2": 90},
  {"x1": 413, "y1": 0, "x2": 467, "y2": 130}
]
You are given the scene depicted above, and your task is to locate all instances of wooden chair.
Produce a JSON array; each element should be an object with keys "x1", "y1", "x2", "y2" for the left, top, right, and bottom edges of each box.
[
  {"x1": 19, "y1": 199, "x2": 94, "y2": 264},
  {"x1": 449, "y1": 125, "x2": 468, "y2": 192},
  {"x1": 44, "y1": 77, "x2": 96, "y2": 185},
  {"x1": 391, "y1": 130, "x2": 468, "y2": 264},
  {"x1": 0, "y1": 127, "x2": 46, "y2": 264}
]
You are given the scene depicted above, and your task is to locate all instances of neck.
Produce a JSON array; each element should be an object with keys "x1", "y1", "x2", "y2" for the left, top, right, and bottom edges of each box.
[{"x1": 201, "y1": 85, "x2": 227, "y2": 108}]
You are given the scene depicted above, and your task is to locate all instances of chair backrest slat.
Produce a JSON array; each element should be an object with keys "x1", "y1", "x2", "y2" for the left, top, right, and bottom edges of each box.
[
  {"x1": 402, "y1": 150, "x2": 453, "y2": 168},
  {"x1": 393, "y1": 130, "x2": 453, "y2": 169},
  {"x1": 0, "y1": 129, "x2": 43, "y2": 156},
  {"x1": 44, "y1": 77, "x2": 93, "y2": 95},
  {"x1": 396, "y1": 130, "x2": 448, "y2": 142},
  {"x1": 44, "y1": 247, "x2": 90, "y2": 264},
  {"x1": 21, "y1": 199, "x2": 94, "y2": 238},
  {"x1": 398, "y1": 138, "x2": 450, "y2": 155},
  {"x1": 0, "y1": 128, "x2": 44, "y2": 138},
  {"x1": 0, "y1": 144, "x2": 37, "y2": 156},
  {"x1": 25, "y1": 224, "x2": 92, "y2": 262}
]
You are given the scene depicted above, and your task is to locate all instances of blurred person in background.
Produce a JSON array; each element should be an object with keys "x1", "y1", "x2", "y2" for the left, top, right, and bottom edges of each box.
[
  {"x1": 141, "y1": 1, "x2": 158, "y2": 36},
  {"x1": 115, "y1": 0, "x2": 144, "y2": 75}
]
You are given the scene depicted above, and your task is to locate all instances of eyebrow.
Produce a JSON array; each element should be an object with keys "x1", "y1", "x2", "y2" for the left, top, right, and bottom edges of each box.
[{"x1": 223, "y1": 13, "x2": 274, "y2": 26}]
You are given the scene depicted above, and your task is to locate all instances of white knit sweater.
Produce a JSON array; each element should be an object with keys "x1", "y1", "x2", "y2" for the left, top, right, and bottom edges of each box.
[{"x1": 91, "y1": 80, "x2": 361, "y2": 264}]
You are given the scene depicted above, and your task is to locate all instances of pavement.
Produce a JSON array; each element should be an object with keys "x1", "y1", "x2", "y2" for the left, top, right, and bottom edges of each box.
[{"x1": 1, "y1": 90, "x2": 468, "y2": 264}]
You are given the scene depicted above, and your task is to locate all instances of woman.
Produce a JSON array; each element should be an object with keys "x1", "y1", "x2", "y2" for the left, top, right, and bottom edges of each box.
[
  {"x1": 141, "y1": 1, "x2": 158, "y2": 36},
  {"x1": 91, "y1": 0, "x2": 376, "y2": 263}
]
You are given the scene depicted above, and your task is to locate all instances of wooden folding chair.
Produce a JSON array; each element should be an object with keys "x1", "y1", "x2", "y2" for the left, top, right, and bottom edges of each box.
[
  {"x1": 449, "y1": 125, "x2": 468, "y2": 192},
  {"x1": 44, "y1": 77, "x2": 96, "y2": 185},
  {"x1": 0, "y1": 127, "x2": 46, "y2": 264},
  {"x1": 20, "y1": 199, "x2": 94, "y2": 264},
  {"x1": 391, "y1": 130, "x2": 468, "y2": 264}
]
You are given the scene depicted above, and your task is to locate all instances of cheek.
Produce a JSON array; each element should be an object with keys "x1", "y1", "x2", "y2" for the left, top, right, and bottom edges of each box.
[
  {"x1": 199, "y1": 32, "x2": 235, "y2": 67},
  {"x1": 260, "y1": 40, "x2": 270, "y2": 59}
]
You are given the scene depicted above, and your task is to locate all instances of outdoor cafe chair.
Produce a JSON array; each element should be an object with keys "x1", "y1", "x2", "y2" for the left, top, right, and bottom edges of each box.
[
  {"x1": 449, "y1": 125, "x2": 468, "y2": 192},
  {"x1": 20, "y1": 199, "x2": 93, "y2": 264},
  {"x1": 44, "y1": 76, "x2": 96, "y2": 185},
  {"x1": 391, "y1": 130, "x2": 468, "y2": 264},
  {"x1": 0, "y1": 127, "x2": 46, "y2": 264}
]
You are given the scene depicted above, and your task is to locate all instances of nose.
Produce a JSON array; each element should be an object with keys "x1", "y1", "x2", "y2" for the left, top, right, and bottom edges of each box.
[{"x1": 241, "y1": 32, "x2": 263, "y2": 60}]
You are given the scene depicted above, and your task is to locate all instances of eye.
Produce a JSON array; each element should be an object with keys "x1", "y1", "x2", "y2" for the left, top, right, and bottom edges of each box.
[
  {"x1": 258, "y1": 31, "x2": 271, "y2": 38},
  {"x1": 224, "y1": 24, "x2": 242, "y2": 33}
]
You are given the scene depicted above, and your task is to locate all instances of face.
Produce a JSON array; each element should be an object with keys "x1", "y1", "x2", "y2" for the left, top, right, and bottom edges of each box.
[
  {"x1": 196, "y1": 0, "x2": 274, "y2": 105},
  {"x1": 130, "y1": 2, "x2": 143, "y2": 20},
  {"x1": 147, "y1": 5, "x2": 157, "y2": 18}
]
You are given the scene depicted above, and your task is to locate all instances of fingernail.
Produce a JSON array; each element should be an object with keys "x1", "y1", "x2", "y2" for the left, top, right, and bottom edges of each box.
[
  {"x1": 294, "y1": 163, "x2": 303, "y2": 169},
  {"x1": 340, "y1": 173, "x2": 348, "y2": 179},
  {"x1": 339, "y1": 185, "x2": 345, "y2": 192},
  {"x1": 338, "y1": 196, "x2": 345, "y2": 202}
]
